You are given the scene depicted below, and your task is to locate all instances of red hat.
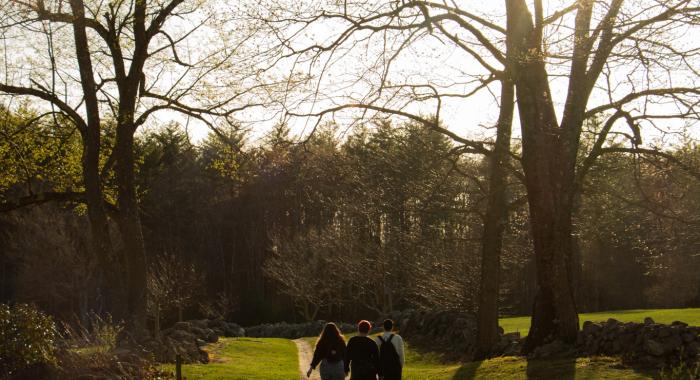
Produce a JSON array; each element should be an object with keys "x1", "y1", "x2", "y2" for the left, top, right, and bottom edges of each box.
[{"x1": 358, "y1": 320, "x2": 371, "y2": 334}]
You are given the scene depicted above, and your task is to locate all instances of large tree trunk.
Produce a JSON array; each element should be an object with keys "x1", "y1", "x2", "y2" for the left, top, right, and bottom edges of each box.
[
  {"x1": 506, "y1": 0, "x2": 579, "y2": 352},
  {"x1": 520, "y1": 160, "x2": 579, "y2": 351},
  {"x1": 475, "y1": 79, "x2": 514, "y2": 357},
  {"x1": 69, "y1": 0, "x2": 126, "y2": 321},
  {"x1": 81, "y1": 136, "x2": 126, "y2": 320},
  {"x1": 115, "y1": 125, "x2": 149, "y2": 339}
]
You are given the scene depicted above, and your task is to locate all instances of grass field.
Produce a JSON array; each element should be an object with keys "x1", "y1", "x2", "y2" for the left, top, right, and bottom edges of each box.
[
  {"x1": 244, "y1": 335, "x2": 656, "y2": 380},
  {"x1": 403, "y1": 351, "x2": 655, "y2": 379},
  {"x1": 163, "y1": 308, "x2": 700, "y2": 379},
  {"x1": 499, "y1": 308, "x2": 700, "y2": 336},
  {"x1": 160, "y1": 337, "x2": 298, "y2": 380},
  {"x1": 303, "y1": 332, "x2": 657, "y2": 379}
]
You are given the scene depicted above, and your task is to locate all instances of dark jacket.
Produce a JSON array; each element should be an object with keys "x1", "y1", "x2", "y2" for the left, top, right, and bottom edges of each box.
[
  {"x1": 344, "y1": 335, "x2": 381, "y2": 380},
  {"x1": 310, "y1": 338, "x2": 347, "y2": 369}
]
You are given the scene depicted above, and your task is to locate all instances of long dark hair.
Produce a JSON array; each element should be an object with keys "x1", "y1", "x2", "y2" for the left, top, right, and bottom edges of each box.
[{"x1": 316, "y1": 322, "x2": 345, "y2": 349}]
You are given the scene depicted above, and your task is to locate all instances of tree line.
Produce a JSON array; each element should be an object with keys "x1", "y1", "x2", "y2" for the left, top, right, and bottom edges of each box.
[
  {"x1": 2, "y1": 105, "x2": 699, "y2": 334},
  {"x1": 1, "y1": 0, "x2": 700, "y2": 356}
]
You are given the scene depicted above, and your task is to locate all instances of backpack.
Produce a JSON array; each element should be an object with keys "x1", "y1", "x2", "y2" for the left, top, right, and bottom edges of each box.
[{"x1": 378, "y1": 334, "x2": 401, "y2": 375}]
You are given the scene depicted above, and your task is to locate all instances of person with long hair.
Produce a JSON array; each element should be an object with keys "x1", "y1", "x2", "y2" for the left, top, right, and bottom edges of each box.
[{"x1": 307, "y1": 322, "x2": 347, "y2": 380}]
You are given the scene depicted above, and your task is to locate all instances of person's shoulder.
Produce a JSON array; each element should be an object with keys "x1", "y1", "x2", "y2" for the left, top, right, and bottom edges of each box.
[{"x1": 360, "y1": 335, "x2": 376, "y2": 343}]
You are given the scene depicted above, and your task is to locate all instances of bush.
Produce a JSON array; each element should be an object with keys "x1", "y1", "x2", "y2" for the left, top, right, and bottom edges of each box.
[
  {"x1": 59, "y1": 313, "x2": 122, "y2": 353},
  {"x1": 57, "y1": 348, "x2": 169, "y2": 380},
  {"x1": 56, "y1": 313, "x2": 167, "y2": 380},
  {"x1": 0, "y1": 303, "x2": 57, "y2": 378}
]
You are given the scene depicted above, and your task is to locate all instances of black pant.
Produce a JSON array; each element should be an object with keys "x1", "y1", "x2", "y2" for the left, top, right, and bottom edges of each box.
[
  {"x1": 350, "y1": 361, "x2": 377, "y2": 380},
  {"x1": 349, "y1": 371, "x2": 377, "y2": 380}
]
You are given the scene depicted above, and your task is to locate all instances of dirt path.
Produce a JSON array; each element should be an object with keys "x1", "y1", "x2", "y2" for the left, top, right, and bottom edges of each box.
[{"x1": 293, "y1": 338, "x2": 321, "y2": 380}]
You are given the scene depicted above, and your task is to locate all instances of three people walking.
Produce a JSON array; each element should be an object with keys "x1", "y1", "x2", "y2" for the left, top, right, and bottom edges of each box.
[{"x1": 307, "y1": 319, "x2": 405, "y2": 380}]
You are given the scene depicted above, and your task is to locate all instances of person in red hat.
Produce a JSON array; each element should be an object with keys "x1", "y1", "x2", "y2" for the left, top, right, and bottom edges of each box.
[{"x1": 344, "y1": 320, "x2": 380, "y2": 380}]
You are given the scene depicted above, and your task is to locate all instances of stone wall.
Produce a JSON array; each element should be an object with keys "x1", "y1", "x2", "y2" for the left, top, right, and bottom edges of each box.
[
  {"x1": 245, "y1": 321, "x2": 361, "y2": 339},
  {"x1": 395, "y1": 311, "x2": 699, "y2": 367},
  {"x1": 149, "y1": 313, "x2": 700, "y2": 369},
  {"x1": 393, "y1": 310, "x2": 479, "y2": 359},
  {"x1": 146, "y1": 319, "x2": 245, "y2": 363},
  {"x1": 576, "y1": 318, "x2": 700, "y2": 368},
  {"x1": 243, "y1": 310, "x2": 519, "y2": 360},
  {"x1": 388, "y1": 309, "x2": 519, "y2": 360}
]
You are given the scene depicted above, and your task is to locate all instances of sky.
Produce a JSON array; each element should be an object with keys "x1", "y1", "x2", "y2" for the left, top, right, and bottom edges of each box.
[
  {"x1": 175, "y1": 0, "x2": 700, "y2": 147},
  {"x1": 2, "y1": 0, "x2": 699, "y2": 148}
]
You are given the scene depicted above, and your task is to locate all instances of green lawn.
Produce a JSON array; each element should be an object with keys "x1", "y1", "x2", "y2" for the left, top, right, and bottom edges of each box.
[
  {"x1": 403, "y1": 351, "x2": 655, "y2": 379},
  {"x1": 304, "y1": 331, "x2": 657, "y2": 379},
  {"x1": 499, "y1": 308, "x2": 700, "y2": 336},
  {"x1": 160, "y1": 308, "x2": 700, "y2": 379},
  {"x1": 159, "y1": 337, "x2": 298, "y2": 380}
]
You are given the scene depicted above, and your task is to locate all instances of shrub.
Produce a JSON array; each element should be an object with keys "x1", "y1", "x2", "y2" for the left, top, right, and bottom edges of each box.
[
  {"x1": 57, "y1": 349, "x2": 169, "y2": 380},
  {"x1": 55, "y1": 313, "x2": 169, "y2": 379},
  {"x1": 59, "y1": 313, "x2": 122, "y2": 353},
  {"x1": 0, "y1": 303, "x2": 57, "y2": 378}
]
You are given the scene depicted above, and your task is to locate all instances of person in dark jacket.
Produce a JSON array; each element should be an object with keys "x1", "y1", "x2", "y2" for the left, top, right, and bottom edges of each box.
[
  {"x1": 308, "y1": 322, "x2": 347, "y2": 380},
  {"x1": 344, "y1": 320, "x2": 380, "y2": 380}
]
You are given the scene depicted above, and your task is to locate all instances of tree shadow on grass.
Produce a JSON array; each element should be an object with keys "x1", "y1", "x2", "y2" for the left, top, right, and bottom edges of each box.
[
  {"x1": 450, "y1": 360, "x2": 483, "y2": 379},
  {"x1": 449, "y1": 356, "x2": 576, "y2": 380},
  {"x1": 525, "y1": 355, "x2": 576, "y2": 380}
]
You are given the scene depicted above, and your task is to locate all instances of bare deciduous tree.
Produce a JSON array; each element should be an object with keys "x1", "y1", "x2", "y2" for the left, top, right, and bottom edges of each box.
[
  {"x1": 257, "y1": 0, "x2": 700, "y2": 352},
  {"x1": 265, "y1": 229, "x2": 347, "y2": 321},
  {"x1": 1, "y1": 0, "x2": 279, "y2": 338},
  {"x1": 147, "y1": 253, "x2": 203, "y2": 337}
]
